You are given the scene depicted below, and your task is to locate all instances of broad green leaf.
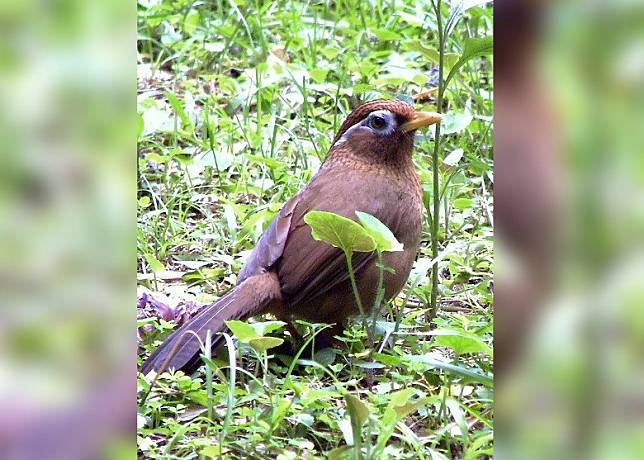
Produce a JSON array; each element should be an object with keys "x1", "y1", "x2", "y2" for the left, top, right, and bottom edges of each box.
[
  {"x1": 465, "y1": 433, "x2": 494, "y2": 460},
  {"x1": 249, "y1": 320, "x2": 286, "y2": 336},
  {"x1": 445, "y1": 35, "x2": 493, "y2": 88},
  {"x1": 183, "y1": 10, "x2": 200, "y2": 34},
  {"x1": 396, "y1": 11, "x2": 424, "y2": 27},
  {"x1": 372, "y1": 28, "x2": 402, "y2": 41},
  {"x1": 225, "y1": 320, "x2": 258, "y2": 342},
  {"x1": 145, "y1": 152, "x2": 168, "y2": 164},
  {"x1": 310, "y1": 68, "x2": 329, "y2": 83},
  {"x1": 430, "y1": 329, "x2": 492, "y2": 356},
  {"x1": 144, "y1": 254, "x2": 165, "y2": 273},
  {"x1": 453, "y1": 198, "x2": 473, "y2": 210},
  {"x1": 441, "y1": 111, "x2": 473, "y2": 135},
  {"x1": 388, "y1": 388, "x2": 421, "y2": 417},
  {"x1": 313, "y1": 347, "x2": 336, "y2": 366},
  {"x1": 375, "y1": 389, "x2": 428, "y2": 455},
  {"x1": 248, "y1": 336, "x2": 284, "y2": 352},
  {"x1": 442, "y1": 148, "x2": 464, "y2": 167},
  {"x1": 444, "y1": 53, "x2": 460, "y2": 72},
  {"x1": 345, "y1": 393, "x2": 369, "y2": 427},
  {"x1": 345, "y1": 393, "x2": 369, "y2": 451},
  {"x1": 355, "y1": 211, "x2": 403, "y2": 253},
  {"x1": 372, "y1": 352, "x2": 402, "y2": 366},
  {"x1": 187, "y1": 150, "x2": 235, "y2": 177},
  {"x1": 270, "y1": 398, "x2": 292, "y2": 426},
  {"x1": 407, "y1": 40, "x2": 439, "y2": 62},
  {"x1": 304, "y1": 211, "x2": 376, "y2": 253}
]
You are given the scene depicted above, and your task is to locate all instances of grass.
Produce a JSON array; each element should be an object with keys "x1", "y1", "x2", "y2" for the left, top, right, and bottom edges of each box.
[{"x1": 137, "y1": 0, "x2": 493, "y2": 458}]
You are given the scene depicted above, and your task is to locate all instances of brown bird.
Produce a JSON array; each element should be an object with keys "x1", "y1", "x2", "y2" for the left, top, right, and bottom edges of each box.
[{"x1": 142, "y1": 99, "x2": 442, "y2": 374}]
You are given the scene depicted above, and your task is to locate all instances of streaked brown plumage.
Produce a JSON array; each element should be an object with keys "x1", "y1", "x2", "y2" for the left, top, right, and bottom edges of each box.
[{"x1": 142, "y1": 100, "x2": 441, "y2": 374}]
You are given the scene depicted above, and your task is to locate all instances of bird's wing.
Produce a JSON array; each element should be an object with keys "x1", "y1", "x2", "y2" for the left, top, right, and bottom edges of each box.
[
  {"x1": 276, "y1": 168, "x2": 406, "y2": 307},
  {"x1": 237, "y1": 192, "x2": 299, "y2": 284},
  {"x1": 238, "y1": 167, "x2": 404, "y2": 307},
  {"x1": 277, "y1": 210, "x2": 374, "y2": 307}
]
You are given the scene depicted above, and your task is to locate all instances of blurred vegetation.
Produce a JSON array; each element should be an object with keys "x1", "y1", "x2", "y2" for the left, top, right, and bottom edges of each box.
[
  {"x1": 136, "y1": 0, "x2": 493, "y2": 458},
  {"x1": 496, "y1": 2, "x2": 644, "y2": 459}
]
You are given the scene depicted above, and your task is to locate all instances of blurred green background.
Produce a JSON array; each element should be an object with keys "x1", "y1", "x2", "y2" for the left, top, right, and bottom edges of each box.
[
  {"x1": 496, "y1": 1, "x2": 644, "y2": 459},
  {"x1": 0, "y1": 0, "x2": 135, "y2": 458}
]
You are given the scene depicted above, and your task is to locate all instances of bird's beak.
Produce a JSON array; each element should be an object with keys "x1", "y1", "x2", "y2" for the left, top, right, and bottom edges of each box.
[{"x1": 400, "y1": 111, "x2": 443, "y2": 132}]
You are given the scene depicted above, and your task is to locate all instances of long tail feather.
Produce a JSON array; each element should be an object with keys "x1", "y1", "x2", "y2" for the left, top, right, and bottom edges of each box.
[{"x1": 141, "y1": 272, "x2": 282, "y2": 375}]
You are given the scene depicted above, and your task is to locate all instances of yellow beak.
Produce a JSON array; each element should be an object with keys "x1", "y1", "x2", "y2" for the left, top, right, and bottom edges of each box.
[{"x1": 400, "y1": 111, "x2": 443, "y2": 132}]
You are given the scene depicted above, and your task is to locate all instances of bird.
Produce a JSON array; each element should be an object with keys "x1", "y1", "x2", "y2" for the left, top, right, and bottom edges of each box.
[{"x1": 141, "y1": 99, "x2": 442, "y2": 375}]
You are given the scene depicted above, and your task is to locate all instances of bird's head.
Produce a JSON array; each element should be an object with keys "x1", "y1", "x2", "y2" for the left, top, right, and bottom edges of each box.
[{"x1": 328, "y1": 99, "x2": 442, "y2": 165}]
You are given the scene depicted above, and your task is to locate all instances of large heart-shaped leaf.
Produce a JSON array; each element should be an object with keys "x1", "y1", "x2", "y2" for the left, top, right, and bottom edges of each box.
[
  {"x1": 225, "y1": 320, "x2": 258, "y2": 342},
  {"x1": 355, "y1": 211, "x2": 403, "y2": 253},
  {"x1": 304, "y1": 211, "x2": 376, "y2": 253},
  {"x1": 248, "y1": 336, "x2": 284, "y2": 353}
]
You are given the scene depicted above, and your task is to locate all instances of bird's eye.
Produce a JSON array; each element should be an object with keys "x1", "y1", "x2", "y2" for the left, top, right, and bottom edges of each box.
[{"x1": 369, "y1": 115, "x2": 387, "y2": 130}]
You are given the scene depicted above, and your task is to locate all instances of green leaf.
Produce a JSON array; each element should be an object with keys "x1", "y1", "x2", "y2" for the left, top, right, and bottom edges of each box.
[
  {"x1": 137, "y1": 112, "x2": 144, "y2": 138},
  {"x1": 138, "y1": 196, "x2": 151, "y2": 209},
  {"x1": 144, "y1": 254, "x2": 165, "y2": 273},
  {"x1": 445, "y1": 35, "x2": 492, "y2": 88},
  {"x1": 372, "y1": 352, "x2": 402, "y2": 367},
  {"x1": 463, "y1": 35, "x2": 493, "y2": 60},
  {"x1": 396, "y1": 11, "x2": 424, "y2": 27},
  {"x1": 165, "y1": 91, "x2": 193, "y2": 132},
  {"x1": 441, "y1": 111, "x2": 473, "y2": 135},
  {"x1": 430, "y1": 329, "x2": 492, "y2": 356},
  {"x1": 372, "y1": 28, "x2": 402, "y2": 41},
  {"x1": 442, "y1": 148, "x2": 464, "y2": 168},
  {"x1": 355, "y1": 211, "x2": 403, "y2": 253},
  {"x1": 345, "y1": 393, "x2": 369, "y2": 427},
  {"x1": 183, "y1": 10, "x2": 200, "y2": 34},
  {"x1": 345, "y1": 393, "x2": 369, "y2": 450},
  {"x1": 188, "y1": 150, "x2": 235, "y2": 177},
  {"x1": 310, "y1": 68, "x2": 329, "y2": 83},
  {"x1": 406, "y1": 354, "x2": 493, "y2": 386},
  {"x1": 453, "y1": 198, "x2": 473, "y2": 210},
  {"x1": 465, "y1": 432, "x2": 494, "y2": 460},
  {"x1": 445, "y1": 397, "x2": 468, "y2": 437},
  {"x1": 270, "y1": 398, "x2": 292, "y2": 426},
  {"x1": 249, "y1": 320, "x2": 286, "y2": 336},
  {"x1": 304, "y1": 211, "x2": 376, "y2": 253},
  {"x1": 145, "y1": 152, "x2": 168, "y2": 164},
  {"x1": 374, "y1": 389, "x2": 428, "y2": 455},
  {"x1": 407, "y1": 41, "x2": 439, "y2": 62},
  {"x1": 248, "y1": 336, "x2": 284, "y2": 352},
  {"x1": 225, "y1": 320, "x2": 258, "y2": 342}
]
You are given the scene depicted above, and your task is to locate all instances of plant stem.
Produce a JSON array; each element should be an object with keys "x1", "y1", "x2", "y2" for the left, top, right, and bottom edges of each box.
[
  {"x1": 430, "y1": 0, "x2": 444, "y2": 322},
  {"x1": 370, "y1": 251, "x2": 386, "y2": 330},
  {"x1": 345, "y1": 251, "x2": 373, "y2": 343},
  {"x1": 205, "y1": 331, "x2": 213, "y2": 421}
]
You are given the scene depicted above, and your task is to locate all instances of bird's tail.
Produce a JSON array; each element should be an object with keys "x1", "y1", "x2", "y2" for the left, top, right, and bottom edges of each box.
[{"x1": 141, "y1": 272, "x2": 282, "y2": 375}]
